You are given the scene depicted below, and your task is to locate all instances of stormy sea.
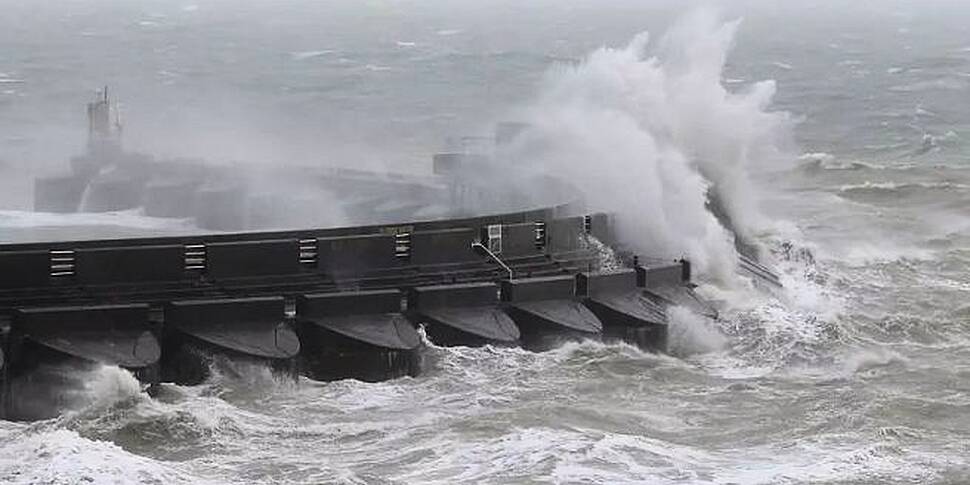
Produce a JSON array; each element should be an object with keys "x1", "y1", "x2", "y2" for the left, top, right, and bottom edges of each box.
[{"x1": 1, "y1": 1, "x2": 968, "y2": 483}]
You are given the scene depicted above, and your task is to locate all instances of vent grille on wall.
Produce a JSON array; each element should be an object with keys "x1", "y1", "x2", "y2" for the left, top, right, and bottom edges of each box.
[
  {"x1": 49, "y1": 249, "x2": 75, "y2": 278},
  {"x1": 299, "y1": 238, "x2": 318, "y2": 266},
  {"x1": 184, "y1": 244, "x2": 206, "y2": 272},
  {"x1": 395, "y1": 233, "x2": 411, "y2": 260}
]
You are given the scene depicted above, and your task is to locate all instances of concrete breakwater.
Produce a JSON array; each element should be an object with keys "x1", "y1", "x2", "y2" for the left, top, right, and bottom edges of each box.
[{"x1": 0, "y1": 206, "x2": 694, "y2": 420}]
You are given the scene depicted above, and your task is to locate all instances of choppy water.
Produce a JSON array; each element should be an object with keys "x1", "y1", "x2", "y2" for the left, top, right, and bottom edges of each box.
[{"x1": 1, "y1": 1, "x2": 969, "y2": 484}]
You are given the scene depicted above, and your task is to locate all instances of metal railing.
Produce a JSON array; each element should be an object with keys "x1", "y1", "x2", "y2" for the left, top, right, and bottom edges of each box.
[{"x1": 471, "y1": 241, "x2": 513, "y2": 280}]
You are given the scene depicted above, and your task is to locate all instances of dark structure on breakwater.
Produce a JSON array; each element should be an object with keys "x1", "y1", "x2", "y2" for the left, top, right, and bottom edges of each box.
[
  {"x1": 0, "y1": 204, "x2": 699, "y2": 419},
  {"x1": 0, "y1": 89, "x2": 742, "y2": 420}
]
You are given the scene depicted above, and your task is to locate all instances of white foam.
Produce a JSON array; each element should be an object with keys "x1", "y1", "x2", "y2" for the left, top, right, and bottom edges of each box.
[
  {"x1": 713, "y1": 442, "x2": 945, "y2": 484},
  {"x1": 80, "y1": 365, "x2": 145, "y2": 411},
  {"x1": 889, "y1": 77, "x2": 967, "y2": 92},
  {"x1": 840, "y1": 242, "x2": 936, "y2": 265},
  {"x1": 508, "y1": 10, "x2": 796, "y2": 284},
  {"x1": 690, "y1": 236, "x2": 849, "y2": 376},
  {"x1": 290, "y1": 50, "x2": 335, "y2": 61},
  {"x1": 666, "y1": 306, "x2": 727, "y2": 357},
  {"x1": 799, "y1": 154, "x2": 886, "y2": 171},
  {"x1": 0, "y1": 429, "x2": 206, "y2": 484},
  {"x1": 838, "y1": 347, "x2": 908, "y2": 376},
  {"x1": 838, "y1": 180, "x2": 970, "y2": 192},
  {"x1": 587, "y1": 235, "x2": 623, "y2": 272},
  {"x1": 798, "y1": 152, "x2": 835, "y2": 163},
  {"x1": 204, "y1": 355, "x2": 300, "y2": 402},
  {"x1": 395, "y1": 427, "x2": 594, "y2": 483},
  {"x1": 392, "y1": 423, "x2": 948, "y2": 484}
]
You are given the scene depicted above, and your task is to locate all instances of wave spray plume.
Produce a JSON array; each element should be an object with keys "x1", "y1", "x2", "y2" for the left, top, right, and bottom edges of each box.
[{"x1": 511, "y1": 10, "x2": 796, "y2": 283}]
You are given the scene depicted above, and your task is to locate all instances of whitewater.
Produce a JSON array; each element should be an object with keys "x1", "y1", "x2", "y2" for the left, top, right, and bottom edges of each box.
[{"x1": 1, "y1": 1, "x2": 968, "y2": 484}]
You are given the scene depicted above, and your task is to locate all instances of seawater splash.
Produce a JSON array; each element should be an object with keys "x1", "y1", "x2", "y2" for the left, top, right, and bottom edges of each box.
[
  {"x1": 586, "y1": 235, "x2": 623, "y2": 272},
  {"x1": 4, "y1": 364, "x2": 147, "y2": 421},
  {"x1": 0, "y1": 428, "x2": 202, "y2": 484},
  {"x1": 510, "y1": 10, "x2": 795, "y2": 284},
  {"x1": 76, "y1": 365, "x2": 145, "y2": 413},
  {"x1": 666, "y1": 305, "x2": 727, "y2": 357}
]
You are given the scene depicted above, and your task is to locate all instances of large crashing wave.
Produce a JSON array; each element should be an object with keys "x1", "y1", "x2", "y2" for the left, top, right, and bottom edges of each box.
[{"x1": 509, "y1": 10, "x2": 796, "y2": 283}]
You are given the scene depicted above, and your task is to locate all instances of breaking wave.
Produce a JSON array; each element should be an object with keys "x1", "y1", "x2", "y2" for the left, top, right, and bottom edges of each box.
[
  {"x1": 835, "y1": 181, "x2": 970, "y2": 207},
  {"x1": 0, "y1": 366, "x2": 207, "y2": 484},
  {"x1": 506, "y1": 9, "x2": 796, "y2": 283},
  {"x1": 666, "y1": 305, "x2": 727, "y2": 357},
  {"x1": 797, "y1": 153, "x2": 887, "y2": 171},
  {"x1": 838, "y1": 180, "x2": 970, "y2": 193},
  {"x1": 0, "y1": 428, "x2": 203, "y2": 485}
]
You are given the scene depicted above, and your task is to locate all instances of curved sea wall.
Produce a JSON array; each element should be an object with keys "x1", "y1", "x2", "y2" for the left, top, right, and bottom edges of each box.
[{"x1": 0, "y1": 202, "x2": 691, "y2": 420}]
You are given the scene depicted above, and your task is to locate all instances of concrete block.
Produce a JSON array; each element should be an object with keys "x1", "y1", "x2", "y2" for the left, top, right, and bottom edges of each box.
[
  {"x1": 11, "y1": 304, "x2": 159, "y2": 369},
  {"x1": 636, "y1": 263, "x2": 685, "y2": 288},
  {"x1": 163, "y1": 297, "x2": 297, "y2": 360},
  {"x1": 501, "y1": 275, "x2": 576, "y2": 302},
  {"x1": 14, "y1": 304, "x2": 150, "y2": 334},
  {"x1": 297, "y1": 289, "x2": 402, "y2": 317},
  {"x1": 165, "y1": 297, "x2": 283, "y2": 328},
  {"x1": 408, "y1": 282, "x2": 499, "y2": 309},
  {"x1": 576, "y1": 270, "x2": 638, "y2": 298}
]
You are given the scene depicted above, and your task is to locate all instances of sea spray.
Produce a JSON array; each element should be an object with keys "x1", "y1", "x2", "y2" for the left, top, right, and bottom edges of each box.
[
  {"x1": 3, "y1": 363, "x2": 146, "y2": 421},
  {"x1": 202, "y1": 354, "x2": 301, "y2": 403},
  {"x1": 507, "y1": 10, "x2": 796, "y2": 284},
  {"x1": 666, "y1": 305, "x2": 727, "y2": 357},
  {"x1": 79, "y1": 365, "x2": 145, "y2": 412}
]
